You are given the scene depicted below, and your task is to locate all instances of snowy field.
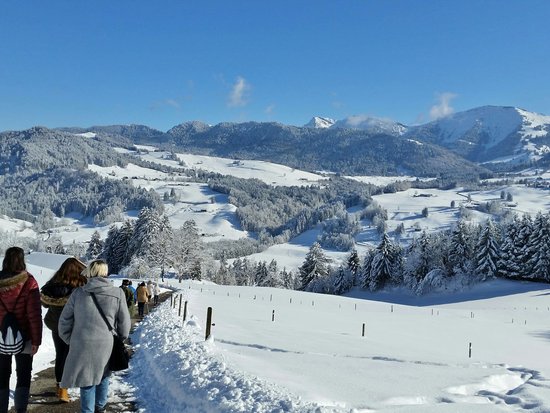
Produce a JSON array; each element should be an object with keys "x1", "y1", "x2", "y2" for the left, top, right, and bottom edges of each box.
[
  {"x1": 16, "y1": 253, "x2": 550, "y2": 413},
  {"x1": 2, "y1": 147, "x2": 550, "y2": 272}
]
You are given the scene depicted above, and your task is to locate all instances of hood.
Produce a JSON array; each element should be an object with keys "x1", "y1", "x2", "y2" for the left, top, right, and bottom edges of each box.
[
  {"x1": 81, "y1": 277, "x2": 120, "y2": 298},
  {"x1": 0, "y1": 270, "x2": 29, "y2": 293}
]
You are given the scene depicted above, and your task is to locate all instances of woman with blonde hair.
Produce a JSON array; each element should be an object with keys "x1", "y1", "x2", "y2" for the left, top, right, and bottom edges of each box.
[
  {"x1": 59, "y1": 260, "x2": 130, "y2": 413},
  {"x1": 40, "y1": 257, "x2": 87, "y2": 403},
  {"x1": 0, "y1": 247, "x2": 42, "y2": 413}
]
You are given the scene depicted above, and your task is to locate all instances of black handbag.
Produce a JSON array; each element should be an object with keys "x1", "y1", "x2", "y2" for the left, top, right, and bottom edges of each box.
[{"x1": 90, "y1": 293, "x2": 130, "y2": 371}]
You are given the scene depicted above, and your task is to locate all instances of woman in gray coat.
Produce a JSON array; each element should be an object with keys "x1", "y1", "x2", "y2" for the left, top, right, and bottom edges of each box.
[{"x1": 58, "y1": 260, "x2": 130, "y2": 413}]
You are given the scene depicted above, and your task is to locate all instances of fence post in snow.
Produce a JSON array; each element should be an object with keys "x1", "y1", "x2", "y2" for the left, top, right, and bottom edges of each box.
[
  {"x1": 469, "y1": 342, "x2": 472, "y2": 358},
  {"x1": 178, "y1": 295, "x2": 182, "y2": 317},
  {"x1": 272, "y1": 310, "x2": 275, "y2": 322},
  {"x1": 391, "y1": 305, "x2": 394, "y2": 313},
  {"x1": 205, "y1": 307, "x2": 213, "y2": 340},
  {"x1": 183, "y1": 301, "x2": 188, "y2": 322},
  {"x1": 362, "y1": 323, "x2": 366, "y2": 337},
  {"x1": 170, "y1": 295, "x2": 173, "y2": 307}
]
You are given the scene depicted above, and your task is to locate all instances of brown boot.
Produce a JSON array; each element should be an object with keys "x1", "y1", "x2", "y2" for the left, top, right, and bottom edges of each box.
[{"x1": 58, "y1": 388, "x2": 70, "y2": 403}]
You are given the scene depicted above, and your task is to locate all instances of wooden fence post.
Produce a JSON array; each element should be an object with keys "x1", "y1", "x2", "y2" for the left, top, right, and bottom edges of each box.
[
  {"x1": 183, "y1": 301, "x2": 188, "y2": 322},
  {"x1": 205, "y1": 307, "x2": 213, "y2": 340}
]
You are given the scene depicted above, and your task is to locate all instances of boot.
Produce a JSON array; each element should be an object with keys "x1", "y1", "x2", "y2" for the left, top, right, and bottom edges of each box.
[
  {"x1": 58, "y1": 387, "x2": 70, "y2": 403},
  {"x1": 14, "y1": 387, "x2": 29, "y2": 413}
]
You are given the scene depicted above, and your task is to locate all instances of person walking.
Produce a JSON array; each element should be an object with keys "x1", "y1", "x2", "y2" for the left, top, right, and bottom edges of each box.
[
  {"x1": 153, "y1": 282, "x2": 160, "y2": 306},
  {"x1": 58, "y1": 260, "x2": 130, "y2": 413},
  {"x1": 0, "y1": 247, "x2": 42, "y2": 413},
  {"x1": 40, "y1": 257, "x2": 86, "y2": 403},
  {"x1": 119, "y1": 279, "x2": 135, "y2": 317},
  {"x1": 136, "y1": 282, "x2": 149, "y2": 318}
]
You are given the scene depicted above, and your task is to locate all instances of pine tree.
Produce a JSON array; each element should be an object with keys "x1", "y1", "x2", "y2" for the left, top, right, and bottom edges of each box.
[
  {"x1": 346, "y1": 249, "x2": 360, "y2": 284},
  {"x1": 85, "y1": 231, "x2": 104, "y2": 261},
  {"x1": 255, "y1": 261, "x2": 269, "y2": 286},
  {"x1": 516, "y1": 215, "x2": 534, "y2": 278},
  {"x1": 333, "y1": 265, "x2": 350, "y2": 295},
  {"x1": 368, "y1": 232, "x2": 398, "y2": 291},
  {"x1": 474, "y1": 220, "x2": 500, "y2": 280},
  {"x1": 529, "y1": 213, "x2": 550, "y2": 281},
  {"x1": 448, "y1": 221, "x2": 475, "y2": 276},
  {"x1": 127, "y1": 207, "x2": 170, "y2": 266},
  {"x1": 299, "y1": 242, "x2": 330, "y2": 290},
  {"x1": 172, "y1": 220, "x2": 205, "y2": 281},
  {"x1": 497, "y1": 215, "x2": 522, "y2": 279},
  {"x1": 403, "y1": 231, "x2": 432, "y2": 288},
  {"x1": 115, "y1": 220, "x2": 135, "y2": 271}
]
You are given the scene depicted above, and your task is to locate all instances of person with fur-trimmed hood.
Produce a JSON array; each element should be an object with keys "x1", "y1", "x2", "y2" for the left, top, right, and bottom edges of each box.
[
  {"x1": 0, "y1": 247, "x2": 42, "y2": 413},
  {"x1": 59, "y1": 259, "x2": 130, "y2": 413},
  {"x1": 40, "y1": 257, "x2": 87, "y2": 403}
]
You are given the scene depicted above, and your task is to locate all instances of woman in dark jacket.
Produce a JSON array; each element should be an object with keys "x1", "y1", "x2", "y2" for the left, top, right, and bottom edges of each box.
[
  {"x1": 0, "y1": 247, "x2": 42, "y2": 413},
  {"x1": 40, "y1": 257, "x2": 86, "y2": 403}
]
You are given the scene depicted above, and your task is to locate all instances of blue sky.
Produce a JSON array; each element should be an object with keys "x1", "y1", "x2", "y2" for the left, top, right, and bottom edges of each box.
[{"x1": 1, "y1": 1, "x2": 549, "y2": 132}]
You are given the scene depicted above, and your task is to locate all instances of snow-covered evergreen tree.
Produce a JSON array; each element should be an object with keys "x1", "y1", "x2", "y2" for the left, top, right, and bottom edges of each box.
[
  {"x1": 85, "y1": 230, "x2": 104, "y2": 261},
  {"x1": 333, "y1": 265, "x2": 353, "y2": 295},
  {"x1": 497, "y1": 215, "x2": 522, "y2": 279},
  {"x1": 529, "y1": 213, "x2": 550, "y2": 281},
  {"x1": 255, "y1": 261, "x2": 268, "y2": 286},
  {"x1": 172, "y1": 220, "x2": 205, "y2": 281},
  {"x1": 516, "y1": 214, "x2": 534, "y2": 278},
  {"x1": 403, "y1": 231, "x2": 432, "y2": 288},
  {"x1": 367, "y1": 232, "x2": 399, "y2": 291},
  {"x1": 127, "y1": 207, "x2": 170, "y2": 266},
  {"x1": 474, "y1": 220, "x2": 499, "y2": 280},
  {"x1": 447, "y1": 220, "x2": 475, "y2": 276},
  {"x1": 299, "y1": 242, "x2": 330, "y2": 290},
  {"x1": 346, "y1": 249, "x2": 360, "y2": 285}
]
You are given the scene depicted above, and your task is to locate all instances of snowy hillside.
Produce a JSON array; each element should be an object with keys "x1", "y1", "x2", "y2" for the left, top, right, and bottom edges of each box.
[
  {"x1": 17, "y1": 256, "x2": 550, "y2": 413},
  {"x1": 407, "y1": 106, "x2": 550, "y2": 164}
]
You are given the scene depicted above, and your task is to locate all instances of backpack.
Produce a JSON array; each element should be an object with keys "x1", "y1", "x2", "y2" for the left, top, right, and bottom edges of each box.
[
  {"x1": 0, "y1": 279, "x2": 28, "y2": 355},
  {"x1": 120, "y1": 286, "x2": 134, "y2": 307}
]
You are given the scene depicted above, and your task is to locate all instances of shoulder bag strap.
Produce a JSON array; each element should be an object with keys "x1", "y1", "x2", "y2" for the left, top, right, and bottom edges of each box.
[{"x1": 90, "y1": 292, "x2": 115, "y2": 334}]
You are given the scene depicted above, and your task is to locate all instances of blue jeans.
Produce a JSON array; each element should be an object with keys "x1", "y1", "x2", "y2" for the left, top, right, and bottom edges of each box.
[{"x1": 80, "y1": 375, "x2": 109, "y2": 413}]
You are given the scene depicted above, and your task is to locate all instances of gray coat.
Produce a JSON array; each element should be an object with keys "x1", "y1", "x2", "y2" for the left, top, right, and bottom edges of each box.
[{"x1": 59, "y1": 277, "x2": 131, "y2": 388}]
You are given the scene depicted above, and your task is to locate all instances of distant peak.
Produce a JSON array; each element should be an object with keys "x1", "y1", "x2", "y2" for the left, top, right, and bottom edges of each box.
[
  {"x1": 304, "y1": 117, "x2": 335, "y2": 129},
  {"x1": 332, "y1": 115, "x2": 407, "y2": 136}
]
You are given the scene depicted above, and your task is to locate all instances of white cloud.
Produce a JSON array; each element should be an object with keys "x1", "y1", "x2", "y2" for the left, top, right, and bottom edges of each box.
[
  {"x1": 228, "y1": 76, "x2": 250, "y2": 107},
  {"x1": 149, "y1": 98, "x2": 181, "y2": 111},
  {"x1": 429, "y1": 92, "x2": 457, "y2": 120},
  {"x1": 264, "y1": 104, "x2": 275, "y2": 115}
]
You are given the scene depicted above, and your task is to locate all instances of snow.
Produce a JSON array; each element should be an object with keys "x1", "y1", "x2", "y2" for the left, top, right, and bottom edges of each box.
[
  {"x1": 428, "y1": 106, "x2": 523, "y2": 148},
  {"x1": 75, "y1": 132, "x2": 96, "y2": 138},
  {"x1": 18, "y1": 259, "x2": 550, "y2": 413},
  {"x1": 173, "y1": 153, "x2": 326, "y2": 187},
  {"x1": 517, "y1": 108, "x2": 550, "y2": 139}
]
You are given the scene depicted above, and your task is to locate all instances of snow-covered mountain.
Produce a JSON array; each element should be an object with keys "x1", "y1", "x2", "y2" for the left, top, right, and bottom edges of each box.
[
  {"x1": 304, "y1": 116, "x2": 335, "y2": 129},
  {"x1": 406, "y1": 106, "x2": 550, "y2": 164},
  {"x1": 331, "y1": 115, "x2": 408, "y2": 136}
]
